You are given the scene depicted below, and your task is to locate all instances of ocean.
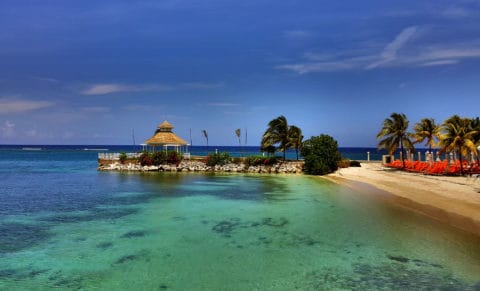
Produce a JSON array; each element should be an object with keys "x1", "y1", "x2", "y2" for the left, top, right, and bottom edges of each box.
[
  {"x1": 0, "y1": 145, "x2": 387, "y2": 161},
  {"x1": 0, "y1": 147, "x2": 479, "y2": 289}
]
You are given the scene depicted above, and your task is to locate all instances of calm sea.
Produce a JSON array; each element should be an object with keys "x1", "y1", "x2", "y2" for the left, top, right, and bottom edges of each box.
[
  {"x1": 0, "y1": 145, "x2": 387, "y2": 160},
  {"x1": 0, "y1": 147, "x2": 479, "y2": 289}
]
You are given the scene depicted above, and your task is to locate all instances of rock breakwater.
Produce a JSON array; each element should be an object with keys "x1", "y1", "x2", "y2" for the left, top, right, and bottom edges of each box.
[{"x1": 98, "y1": 160, "x2": 304, "y2": 174}]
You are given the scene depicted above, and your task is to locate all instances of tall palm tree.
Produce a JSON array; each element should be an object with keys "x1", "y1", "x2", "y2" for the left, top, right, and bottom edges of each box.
[
  {"x1": 261, "y1": 116, "x2": 289, "y2": 160},
  {"x1": 287, "y1": 125, "x2": 303, "y2": 160},
  {"x1": 377, "y1": 113, "x2": 414, "y2": 168},
  {"x1": 438, "y1": 115, "x2": 478, "y2": 175},
  {"x1": 412, "y1": 118, "x2": 440, "y2": 153},
  {"x1": 202, "y1": 129, "x2": 208, "y2": 148},
  {"x1": 235, "y1": 128, "x2": 241, "y2": 147}
]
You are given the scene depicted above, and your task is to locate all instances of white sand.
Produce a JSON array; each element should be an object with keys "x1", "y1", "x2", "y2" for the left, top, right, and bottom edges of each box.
[{"x1": 326, "y1": 162, "x2": 480, "y2": 235}]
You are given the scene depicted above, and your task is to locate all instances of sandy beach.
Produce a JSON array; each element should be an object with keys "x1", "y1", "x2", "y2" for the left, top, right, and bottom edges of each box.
[{"x1": 327, "y1": 162, "x2": 480, "y2": 236}]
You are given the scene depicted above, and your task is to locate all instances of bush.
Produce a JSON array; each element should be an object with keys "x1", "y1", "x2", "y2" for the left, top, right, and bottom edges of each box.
[
  {"x1": 152, "y1": 151, "x2": 167, "y2": 165},
  {"x1": 349, "y1": 160, "x2": 361, "y2": 167},
  {"x1": 205, "y1": 152, "x2": 232, "y2": 166},
  {"x1": 301, "y1": 134, "x2": 341, "y2": 175},
  {"x1": 233, "y1": 157, "x2": 244, "y2": 164},
  {"x1": 337, "y1": 159, "x2": 350, "y2": 168},
  {"x1": 139, "y1": 151, "x2": 182, "y2": 166},
  {"x1": 139, "y1": 152, "x2": 154, "y2": 166},
  {"x1": 119, "y1": 152, "x2": 127, "y2": 164},
  {"x1": 245, "y1": 155, "x2": 279, "y2": 167},
  {"x1": 167, "y1": 151, "x2": 182, "y2": 165}
]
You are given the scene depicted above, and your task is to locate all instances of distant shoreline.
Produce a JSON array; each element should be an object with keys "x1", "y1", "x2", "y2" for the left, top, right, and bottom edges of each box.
[{"x1": 325, "y1": 162, "x2": 480, "y2": 236}]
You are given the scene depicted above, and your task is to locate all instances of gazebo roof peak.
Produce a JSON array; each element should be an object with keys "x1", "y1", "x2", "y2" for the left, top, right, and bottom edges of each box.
[
  {"x1": 158, "y1": 120, "x2": 174, "y2": 129},
  {"x1": 145, "y1": 120, "x2": 187, "y2": 146}
]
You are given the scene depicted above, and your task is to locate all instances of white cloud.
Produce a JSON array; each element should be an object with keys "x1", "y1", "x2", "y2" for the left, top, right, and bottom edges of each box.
[
  {"x1": 82, "y1": 82, "x2": 222, "y2": 95},
  {"x1": 0, "y1": 98, "x2": 53, "y2": 114},
  {"x1": 277, "y1": 26, "x2": 480, "y2": 74},
  {"x1": 0, "y1": 120, "x2": 15, "y2": 137},
  {"x1": 367, "y1": 26, "x2": 418, "y2": 69},
  {"x1": 82, "y1": 84, "x2": 124, "y2": 95},
  {"x1": 32, "y1": 76, "x2": 59, "y2": 83},
  {"x1": 419, "y1": 59, "x2": 459, "y2": 67},
  {"x1": 277, "y1": 61, "x2": 358, "y2": 74}
]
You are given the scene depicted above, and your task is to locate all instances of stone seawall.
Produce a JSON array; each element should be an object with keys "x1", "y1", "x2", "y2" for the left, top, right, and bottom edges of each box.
[{"x1": 98, "y1": 159, "x2": 304, "y2": 174}]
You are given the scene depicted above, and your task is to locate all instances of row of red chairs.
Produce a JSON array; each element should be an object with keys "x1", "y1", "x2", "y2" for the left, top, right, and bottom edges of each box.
[{"x1": 387, "y1": 160, "x2": 480, "y2": 175}]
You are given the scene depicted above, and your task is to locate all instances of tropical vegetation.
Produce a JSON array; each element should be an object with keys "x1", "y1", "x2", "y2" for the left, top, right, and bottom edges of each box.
[
  {"x1": 287, "y1": 125, "x2": 303, "y2": 160},
  {"x1": 438, "y1": 115, "x2": 478, "y2": 174},
  {"x1": 412, "y1": 118, "x2": 440, "y2": 153},
  {"x1": 261, "y1": 115, "x2": 303, "y2": 160},
  {"x1": 139, "y1": 151, "x2": 182, "y2": 166},
  {"x1": 205, "y1": 152, "x2": 232, "y2": 167},
  {"x1": 119, "y1": 152, "x2": 127, "y2": 164},
  {"x1": 244, "y1": 155, "x2": 279, "y2": 167},
  {"x1": 301, "y1": 134, "x2": 341, "y2": 175},
  {"x1": 379, "y1": 113, "x2": 480, "y2": 175},
  {"x1": 377, "y1": 113, "x2": 415, "y2": 168}
]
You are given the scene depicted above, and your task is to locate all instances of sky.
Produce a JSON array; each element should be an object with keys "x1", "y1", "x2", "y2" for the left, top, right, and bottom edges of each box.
[{"x1": 0, "y1": 0, "x2": 479, "y2": 147}]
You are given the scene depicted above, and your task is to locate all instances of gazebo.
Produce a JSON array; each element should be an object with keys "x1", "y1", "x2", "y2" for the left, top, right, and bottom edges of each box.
[{"x1": 144, "y1": 121, "x2": 188, "y2": 153}]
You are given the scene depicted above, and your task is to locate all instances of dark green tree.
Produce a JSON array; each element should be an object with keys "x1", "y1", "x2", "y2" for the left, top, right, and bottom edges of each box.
[
  {"x1": 261, "y1": 115, "x2": 289, "y2": 160},
  {"x1": 287, "y1": 125, "x2": 303, "y2": 160},
  {"x1": 301, "y1": 134, "x2": 341, "y2": 175}
]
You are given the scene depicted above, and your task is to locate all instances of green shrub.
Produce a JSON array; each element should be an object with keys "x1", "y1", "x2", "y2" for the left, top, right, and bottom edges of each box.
[
  {"x1": 152, "y1": 151, "x2": 167, "y2": 165},
  {"x1": 139, "y1": 151, "x2": 183, "y2": 166},
  {"x1": 167, "y1": 151, "x2": 182, "y2": 165},
  {"x1": 233, "y1": 157, "x2": 244, "y2": 164},
  {"x1": 205, "y1": 152, "x2": 232, "y2": 166},
  {"x1": 337, "y1": 159, "x2": 350, "y2": 168},
  {"x1": 349, "y1": 160, "x2": 361, "y2": 167},
  {"x1": 245, "y1": 155, "x2": 279, "y2": 167},
  {"x1": 301, "y1": 134, "x2": 341, "y2": 175},
  {"x1": 119, "y1": 152, "x2": 127, "y2": 164}
]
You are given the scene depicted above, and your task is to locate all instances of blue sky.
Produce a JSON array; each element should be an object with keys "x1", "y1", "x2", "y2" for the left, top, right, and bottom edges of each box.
[{"x1": 1, "y1": 0, "x2": 479, "y2": 147}]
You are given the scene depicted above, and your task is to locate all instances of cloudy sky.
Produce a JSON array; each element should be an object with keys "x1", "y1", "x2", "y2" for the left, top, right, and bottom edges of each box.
[{"x1": 1, "y1": 0, "x2": 479, "y2": 146}]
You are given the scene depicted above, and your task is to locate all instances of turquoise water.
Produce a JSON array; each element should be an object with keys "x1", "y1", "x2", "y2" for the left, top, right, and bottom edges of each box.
[{"x1": 1, "y1": 150, "x2": 480, "y2": 289}]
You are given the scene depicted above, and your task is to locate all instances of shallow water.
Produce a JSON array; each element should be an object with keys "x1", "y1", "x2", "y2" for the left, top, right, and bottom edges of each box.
[{"x1": 0, "y1": 150, "x2": 480, "y2": 290}]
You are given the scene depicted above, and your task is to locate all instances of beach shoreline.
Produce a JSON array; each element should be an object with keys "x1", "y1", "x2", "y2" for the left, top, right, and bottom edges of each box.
[{"x1": 325, "y1": 162, "x2": 480, "y2": 236}]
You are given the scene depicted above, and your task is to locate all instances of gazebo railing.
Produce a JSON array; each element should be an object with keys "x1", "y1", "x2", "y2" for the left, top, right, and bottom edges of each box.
[{"x1": 98, "y1": 152, "x2": 142, "y2": 160}]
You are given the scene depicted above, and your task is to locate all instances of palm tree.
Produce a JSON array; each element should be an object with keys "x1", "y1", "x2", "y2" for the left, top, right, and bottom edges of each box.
[
  {"x1": 261, "y1": 116, "x2": 289, "y2": 160},
  {"x1": 377, "y1": 113, "x2": 414, "y2": 168},
  {"x1": 202, "y1": 129, "x2": 208, "y2": 148},
  {"x1": 471, "y1": 117, "x2": 480, "y2": 164},
  {"x1": 412, "y1": 118, "x2": 440, "y2": 153},
  {"x1": 287, "y1": 125, "x2": 303, "y2": 160},
  {"x1": 235, "y1": 128, "x2": 241, "y2": 147},
  {"x1": 439, "y1": 115, "x2": 478, "y2": 174}
]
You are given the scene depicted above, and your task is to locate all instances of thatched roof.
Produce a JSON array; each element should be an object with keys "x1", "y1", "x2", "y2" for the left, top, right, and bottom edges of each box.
[
  {"x1": 145, "y1": 120, "x2": 187, "y2": 146},
  {"x1": 158, "y1": 120, "x2": 173, "y2": 130}
]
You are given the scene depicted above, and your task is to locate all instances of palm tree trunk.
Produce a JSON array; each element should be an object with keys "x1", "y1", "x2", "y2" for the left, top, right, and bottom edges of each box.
[
  {"x1": 283, "y1": 146, "x2": 286, "y2": 161},
  {"x1": 400, "y1": 139, "x2": 405, "y2": 168},
  {"x1": 296, "y1": 147, "x2": 299, "y2": 160},
  {"x1": 459, "y1": 150, "x2": 464, "y2": 175},
  {"x1": 458, "y1": 147, "x2": 463, "y2": 176}
]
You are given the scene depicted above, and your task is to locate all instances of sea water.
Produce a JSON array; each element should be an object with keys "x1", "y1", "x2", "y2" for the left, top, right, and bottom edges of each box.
[{"x1": 0, "y1": 149, "x2": 479, "y2": 290}]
